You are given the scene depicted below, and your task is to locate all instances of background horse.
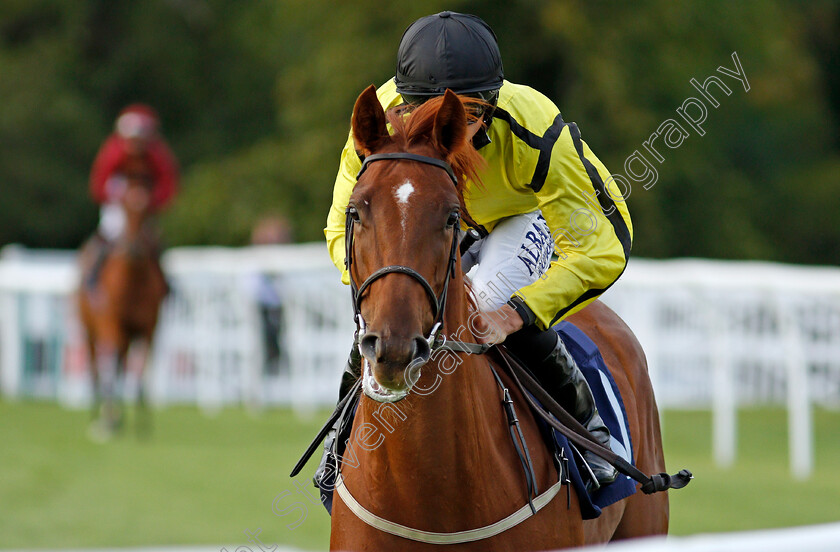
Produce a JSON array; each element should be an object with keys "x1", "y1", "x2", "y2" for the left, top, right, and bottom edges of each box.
[
  {"x1": 329, "y1": 86, "x2": 669, "y2": 550},
  {"x1": 78, "y1": 156, "x2": 168, "y2": 440}
]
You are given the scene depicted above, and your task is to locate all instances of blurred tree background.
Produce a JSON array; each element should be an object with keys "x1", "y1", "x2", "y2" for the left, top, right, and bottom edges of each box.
[{"x1": 0, "y1": 0, "x2": 838, "y2": 264}]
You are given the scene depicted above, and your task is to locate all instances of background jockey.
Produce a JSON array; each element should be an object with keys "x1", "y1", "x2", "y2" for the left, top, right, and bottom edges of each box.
[
  {"x1": 321, "y1": 12, "x2": 633, "y2": 490},
  {"x1": 90, "y1": 104, "x2": 178, "y2": 230},
  {"x1": 83, "y1": 104, "x2": 179, "y2": 291}
]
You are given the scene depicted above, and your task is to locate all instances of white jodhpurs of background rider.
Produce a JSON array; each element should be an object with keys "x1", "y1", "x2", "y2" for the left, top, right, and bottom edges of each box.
[{"x1": 98, "y1": 176, "x2": 129, "y2": 241}]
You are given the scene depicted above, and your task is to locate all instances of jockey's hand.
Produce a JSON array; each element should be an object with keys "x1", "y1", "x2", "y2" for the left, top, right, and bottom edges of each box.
[{"x1": 473, "y1": 304, "x2": 524, "y2": 345}]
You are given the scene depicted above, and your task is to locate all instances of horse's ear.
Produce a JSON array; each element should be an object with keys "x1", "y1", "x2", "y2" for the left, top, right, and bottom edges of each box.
[
  {"x1": 352, "y1": 85, "x2": 389, "y2": 156},
  {"x1": 432, "y1": 89, "x2": 468, "y2": 160}
]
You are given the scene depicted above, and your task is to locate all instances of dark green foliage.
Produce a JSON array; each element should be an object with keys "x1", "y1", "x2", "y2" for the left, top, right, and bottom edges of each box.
[{"x1": 1, "y1": 1, "x2": 838, "y2": 264}]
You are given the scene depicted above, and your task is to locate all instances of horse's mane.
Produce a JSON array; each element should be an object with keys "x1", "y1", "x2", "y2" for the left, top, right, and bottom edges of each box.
[
  {"x1": 385, "y1": 97, "x2": 487, "y2": 198},
  {"x1": 385, "y1": 96, "x2": 487, "y2": 235}
]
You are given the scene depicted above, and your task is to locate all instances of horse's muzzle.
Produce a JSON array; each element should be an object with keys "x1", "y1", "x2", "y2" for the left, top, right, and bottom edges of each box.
[{"x1": 359, "y1": 332, "x2": 431, "y2": 401}]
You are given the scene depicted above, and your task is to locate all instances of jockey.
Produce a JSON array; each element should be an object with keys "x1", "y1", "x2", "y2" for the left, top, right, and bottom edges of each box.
[
  {"x1": 323, "y1": 12, "x2": 631, "y2": 489},
  {"x1": 84, "y1": 104, "x2": 179, "y2": 290},
  {"x1": 90, "y1": 104, "x2": 179, "y2": 230}
]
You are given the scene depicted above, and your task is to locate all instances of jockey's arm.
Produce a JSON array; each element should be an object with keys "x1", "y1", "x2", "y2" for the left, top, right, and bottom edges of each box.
[
  {"x1": 326, "y1": 82, "x2": 404, "y2": 283},
  {"x1": 325, "y1": 132, "x2": 362, "y2": 285},
  {"x1": 511, "y1": 124, "x2": 633, "y2": 331}
]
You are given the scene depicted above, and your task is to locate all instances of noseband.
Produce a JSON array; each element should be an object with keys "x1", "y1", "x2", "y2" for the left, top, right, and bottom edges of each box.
[{"x1": 346, "y1": 152, "x2": 462, "y2": 349}]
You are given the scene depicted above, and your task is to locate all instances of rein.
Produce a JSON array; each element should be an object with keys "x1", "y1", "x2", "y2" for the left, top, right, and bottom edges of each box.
[{"x1": 494, "y1": 347, "x2": 694, "y2": 495}]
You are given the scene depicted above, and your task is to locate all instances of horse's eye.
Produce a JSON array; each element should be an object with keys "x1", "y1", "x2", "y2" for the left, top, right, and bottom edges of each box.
[
  {"x1": 446, "y1": 211, "x2": 459, "y2": 228},
  {"x1": 348, "y1": 206, "x2": 360, "y2": 222}
]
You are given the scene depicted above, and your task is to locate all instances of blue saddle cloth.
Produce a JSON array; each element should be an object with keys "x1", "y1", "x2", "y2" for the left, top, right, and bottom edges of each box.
[
  {"x1": 317, "y1": 320, "x2": 636, "y2": 518},
  {"x1": 542, "y1": 320, "x2": 637, "y2": 519}
]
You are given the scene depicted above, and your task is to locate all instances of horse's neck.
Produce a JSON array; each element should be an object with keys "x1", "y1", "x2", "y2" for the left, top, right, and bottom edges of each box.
[
  {"x1": 107, "y1": 209, "x2": 155, "y2": 289},
  {"x1": 353, "y1": 279, "x2": 517, "y2": 505},
  {"x1": 124, "y1": 206, "x2": 145, "y2": 238},
  {"x1": 111, "y1": 211, "x2": 146, "y2": 260}
]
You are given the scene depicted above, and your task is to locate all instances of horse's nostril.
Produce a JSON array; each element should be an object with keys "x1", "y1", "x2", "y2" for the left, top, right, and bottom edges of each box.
[
  {"x1": 413, "y1": 336, "x2": 431, "y2": 364},
  {"x1": 360, "y1": 333, "x2": 380, "y2": 362}
]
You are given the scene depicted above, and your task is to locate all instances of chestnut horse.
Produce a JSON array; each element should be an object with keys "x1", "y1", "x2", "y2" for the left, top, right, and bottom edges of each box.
[
  {"x1": 329, "y1": 86, "x2": 670, "y2": 551},
  {"x1": 78, "y1": 156, "x2": 168, "y2": 439}
]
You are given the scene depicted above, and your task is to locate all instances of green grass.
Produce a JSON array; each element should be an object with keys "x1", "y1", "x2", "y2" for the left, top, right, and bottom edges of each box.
[
  {"x1": 663, "y1": 408, "x2": 840, "y2": 535},
  {"x1": 0, "y1": 401, "x2": 333, "y2": 551},
  {"x1": 1, "y1": 400, "x2": 839, "y2": 550}
]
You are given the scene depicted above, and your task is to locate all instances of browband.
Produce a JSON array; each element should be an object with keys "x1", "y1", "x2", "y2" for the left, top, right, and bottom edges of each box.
[{"x1": 357, "y1": 152, "x2": 457, "y2": 186}]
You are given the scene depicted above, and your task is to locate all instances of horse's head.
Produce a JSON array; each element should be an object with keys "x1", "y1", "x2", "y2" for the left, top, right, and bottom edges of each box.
[{"x1": 348, "y1": 85, "x2": 484, "y2": 402}]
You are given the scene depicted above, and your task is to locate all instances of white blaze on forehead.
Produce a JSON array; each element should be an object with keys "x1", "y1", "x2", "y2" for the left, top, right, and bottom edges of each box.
[
  {"x1": 395, "y1": 181, "x2": 414, "y2": 204},
  {"x1": 394, "y1": 180, "x2": 414, "y2": 233}
]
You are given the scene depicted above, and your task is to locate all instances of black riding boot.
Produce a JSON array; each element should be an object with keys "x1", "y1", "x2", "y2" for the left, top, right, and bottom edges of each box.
[
  {"x1": 506, "y1": 326, "x2": 618, "y2": 491},
  {"x1": 313, "y1": 345, "x2": 362, "y2": 489}
]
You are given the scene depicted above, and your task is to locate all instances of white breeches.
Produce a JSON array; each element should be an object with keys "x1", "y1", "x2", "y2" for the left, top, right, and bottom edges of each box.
[
  {"x1": 98, "y1": 204, "x2": 126, "y2": 241},
  {"x1": 98, "y1": 176, "x2": 129, "y2": 241},
  {"x1": 463, "y1": 210, "x2": 553, "y2": 312}
]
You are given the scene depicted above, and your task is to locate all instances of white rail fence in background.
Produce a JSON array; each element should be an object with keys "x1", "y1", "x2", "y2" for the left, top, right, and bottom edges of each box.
[
  {"x1": 1, "y1": 244, "x2": 839, "y2": 477},
  {"x1": 578, "y1": 522, "x2": 840, "y2": 552}
]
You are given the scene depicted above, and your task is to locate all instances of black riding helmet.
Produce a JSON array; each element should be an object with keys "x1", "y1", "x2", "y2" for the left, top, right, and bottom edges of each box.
[{"x1": 395, "y1": 11, "x2": 503, "y2": 114}]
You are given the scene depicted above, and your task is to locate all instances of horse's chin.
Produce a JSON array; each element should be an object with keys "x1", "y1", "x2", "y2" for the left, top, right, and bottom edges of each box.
[{"x1": 362, "y1": 359, "x2": 419, "y2": 403}]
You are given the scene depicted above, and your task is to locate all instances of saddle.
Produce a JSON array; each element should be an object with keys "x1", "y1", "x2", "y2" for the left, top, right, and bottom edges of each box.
[{"x1": 527, "y1": 321, "x2": 637, "y2": 518}]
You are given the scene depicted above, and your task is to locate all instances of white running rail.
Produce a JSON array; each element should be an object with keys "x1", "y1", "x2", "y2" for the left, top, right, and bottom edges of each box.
[
  {"x1": 576, "y1": 522, "x2": 840, "y2": 552},
  {"x1": 1, "y1": 244, "x2": 839, "y2": 477}
]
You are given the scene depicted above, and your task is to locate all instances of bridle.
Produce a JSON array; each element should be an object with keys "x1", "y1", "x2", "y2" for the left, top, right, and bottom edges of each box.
[
  {"x1": 345, "y1": 152, "x2": 487, "y2": 355},
  {"x1": 335, "y1": 152, "x2": 565, "y2": 542}
]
